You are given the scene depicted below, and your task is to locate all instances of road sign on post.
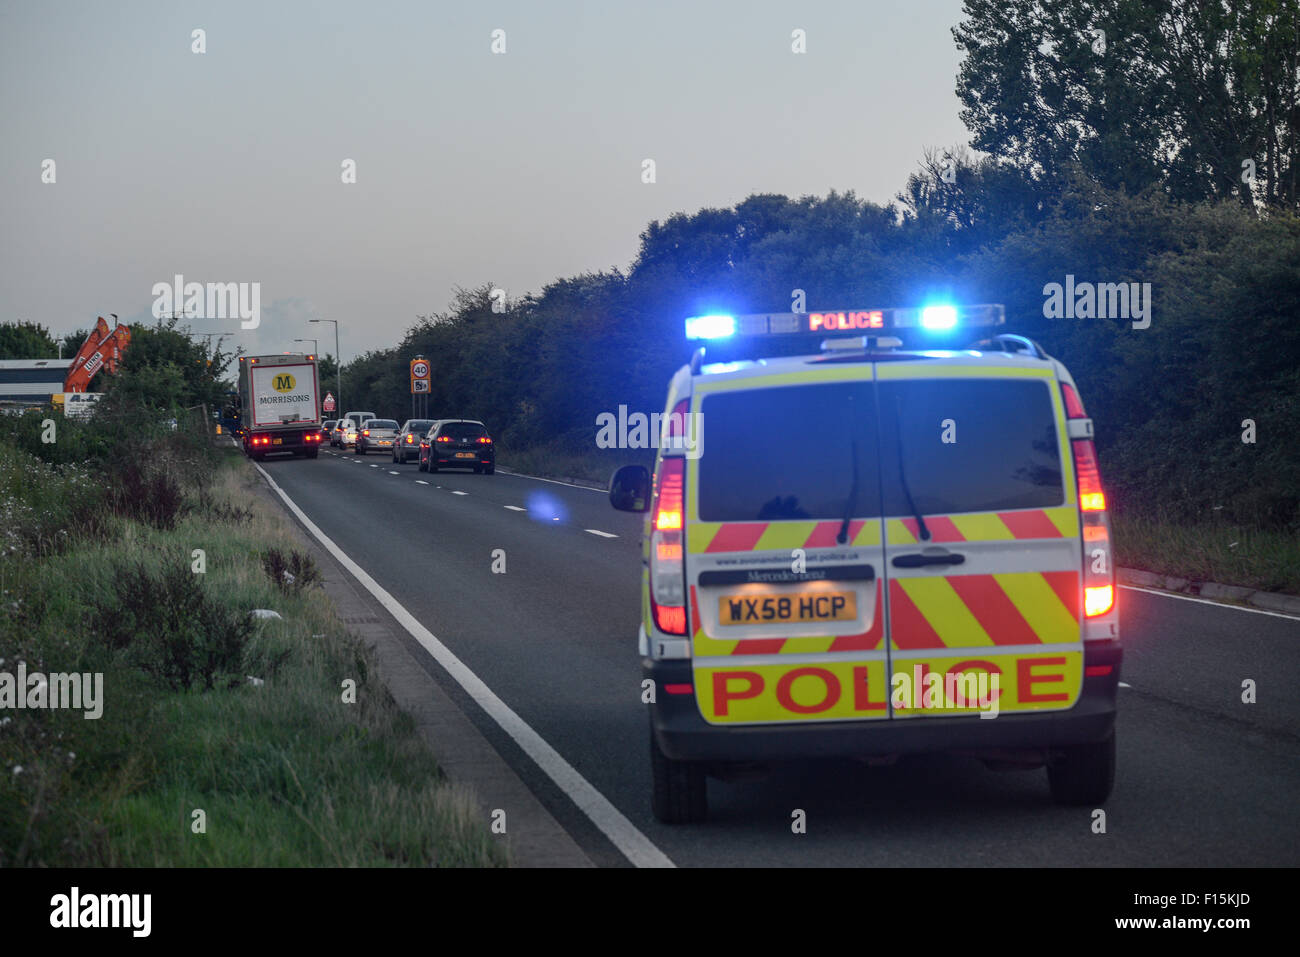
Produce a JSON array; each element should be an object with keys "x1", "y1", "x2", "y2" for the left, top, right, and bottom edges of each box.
[
  {"x1": 322, "y1": 392, "x2": 336, "y2": 413},
  {"x1": 410, "y1": 358, "x2": 430, "y2": 394}
]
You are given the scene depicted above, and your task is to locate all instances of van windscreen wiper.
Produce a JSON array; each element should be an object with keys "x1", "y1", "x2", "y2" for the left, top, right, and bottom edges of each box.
[
  {"x1": 893, "y1": 393, "x2": 931, "y2": 542},
  {"x1": 836, "y1": 438, "x2": 859, "y2": 545}
]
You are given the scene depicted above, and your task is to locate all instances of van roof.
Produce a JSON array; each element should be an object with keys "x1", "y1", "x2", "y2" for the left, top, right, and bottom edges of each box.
[{"x1": 693, "y1": 346, "x2": 1054, "y2": 382}]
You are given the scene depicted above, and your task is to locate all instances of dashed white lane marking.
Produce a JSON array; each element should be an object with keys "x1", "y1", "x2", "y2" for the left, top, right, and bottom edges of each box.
[
  {"x1": 369, "y1": 464, "x2": 379, "y2": 468},
  {"x1": 252, "y1": 464, "x2": 674, "y2": 869},
  {"x1": 1120, "y1": 584, "x2": 1300, "y2": 621},
  {"x1": 451, "y1": 490, "x2": 468, "y2": 496},
  {"x1": 1119, "y1": 682, "x2": 1132, "y2": 689},
  {"x1": 389, "y1": 471, "x2": 400, "y2": 475},
  {"x1": 415, "y1": 480, "x2": 429, "y2": 485},
  {"x1": 504, "y1": 505, "x2": 526, "y2": 511},
  {"x1": 496, "y1": 468, "x2": 604, "y2": 493},
  {"x1": 585, "y1": 529, "x2": 618, "y2": 538}
]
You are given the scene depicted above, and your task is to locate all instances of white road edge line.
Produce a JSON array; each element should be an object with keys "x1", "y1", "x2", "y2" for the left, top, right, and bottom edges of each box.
[
  {"x1": 585, "y1": 529, "x2": 618, "y2": 538},
  {"x1": 503, "y1": 505, "x2": 526, "y2": 511},
  {"x1": 497, "y1": 467, "x2": 605, "y2": 493},
  {"x1": 1119, "y1": 584, "x2": 1300, "y2": 621},
  {"x1": 254, "y1": 463, "x2": 674, "y2": 869}
]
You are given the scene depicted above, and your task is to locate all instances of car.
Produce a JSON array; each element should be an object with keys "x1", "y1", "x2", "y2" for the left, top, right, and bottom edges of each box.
[
  {"x1": 418, "y1": 419, "x2": 494, "y2": 473},
  {"x1": 337, "y1": 410, "x2": 377, "y2": 448},
  {"x1": 354, "y1": 418, "x2": 399, "y2": 454},
  {"x1": 609, "y1": 304, "x2": 1120, "y2": 824},
  {"x1": 321, "y1": 419, "x2": 337, "y2": 445},
  {"x1": 393, "y1": 419, "x2": 436, "y2": 463}
]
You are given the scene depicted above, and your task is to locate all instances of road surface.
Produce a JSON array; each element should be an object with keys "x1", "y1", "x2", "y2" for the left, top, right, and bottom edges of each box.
[{"x1": 255, "y1": 447, "x2": 1300, "y2": 867}]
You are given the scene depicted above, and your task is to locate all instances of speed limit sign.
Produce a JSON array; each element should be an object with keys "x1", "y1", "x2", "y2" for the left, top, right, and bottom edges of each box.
[{"x1": 410, "y1": 357, "x2": 431, "y2": 394}]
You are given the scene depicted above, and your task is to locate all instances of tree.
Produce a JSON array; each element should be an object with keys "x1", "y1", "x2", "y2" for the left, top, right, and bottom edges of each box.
[
  {"x1": 106, "y1": 317, "x2": 235, "y2": 410},
  {"x1": 953, "y1": 0, "x2": 1300, "y2": 209},
  {"x1": 0, "y1": 321, "x2": 58, "y2": 360}
]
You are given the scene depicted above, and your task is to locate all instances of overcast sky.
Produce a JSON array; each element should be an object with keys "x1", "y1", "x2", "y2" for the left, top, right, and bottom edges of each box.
[{"x1": 1, "y1": 0, "x2": 970, "y2": 361}]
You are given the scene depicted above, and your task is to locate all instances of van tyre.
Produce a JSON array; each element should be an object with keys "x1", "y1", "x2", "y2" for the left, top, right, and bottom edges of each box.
[
  {"x1": 484, "y1": 464, "x2": 495, "y2": 475},
  {"x1": 1047, "y1": 731, "x2": 1115, "y2": 805},
  {"x1": 650, "y1": 723, "x2": 706, "y2": 824},
  {"x1": 354, "y1": 446, "x2": 363, "y2": 455}
]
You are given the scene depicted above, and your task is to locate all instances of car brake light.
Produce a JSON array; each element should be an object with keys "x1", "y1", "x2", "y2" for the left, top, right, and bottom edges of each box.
[
  {"x1": 362, "y1": 429, "x2": 370, "y2": 436},
  {"x1": 650, "y1": 455, "x2": 687, "y2": 635},
  {"x1": 478, "y1": 436, "x2": 492, "y2": 444}
]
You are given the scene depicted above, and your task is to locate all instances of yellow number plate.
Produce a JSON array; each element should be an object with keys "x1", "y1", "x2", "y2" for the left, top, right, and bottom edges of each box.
[
  {"x1": 455, "y1": 452, "x2": 475, "y2": 458},
  {"x1": 272, "y1": 438, "x2": 282, "y2": 445},
  {"x1": 718, "y1": 590, "x2": 857, "y2": 626}
]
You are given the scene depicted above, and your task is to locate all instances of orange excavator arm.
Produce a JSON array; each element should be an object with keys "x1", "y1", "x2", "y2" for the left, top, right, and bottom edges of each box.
[{"x1": 64, "y1": 318, "x2": 131, "y2": 393}]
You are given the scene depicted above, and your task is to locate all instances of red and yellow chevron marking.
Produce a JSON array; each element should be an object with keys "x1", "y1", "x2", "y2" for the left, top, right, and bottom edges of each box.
[
  {"x1": 690, "y1": 580, "x2": 885, "y2": 657},
  {"x1": 889, "y1": 571, "x2": 1079, "y2": 650},
  {"x1": 689, "y1": 508, "x2": 1077, "y2": 554},
  {"x1": 690, "y1": 519, "x2": 882, "y2": 554}
]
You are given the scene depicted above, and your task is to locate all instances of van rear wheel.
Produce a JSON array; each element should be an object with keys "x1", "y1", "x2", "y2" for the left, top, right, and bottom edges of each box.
[
  {"x1": 1047, "y1": 731, "x2": 1115, "y2": 805},
  {"x1": 650, "y1": 722, "x2": 706, "y2": 824}
]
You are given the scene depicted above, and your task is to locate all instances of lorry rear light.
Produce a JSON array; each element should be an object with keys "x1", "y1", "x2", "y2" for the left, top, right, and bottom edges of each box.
[{"x1": 650, "y1": 456, "x2": 687, "y2": 635}]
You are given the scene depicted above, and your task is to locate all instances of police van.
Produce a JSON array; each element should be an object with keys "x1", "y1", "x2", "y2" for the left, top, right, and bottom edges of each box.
[{"x1": 609, "y1": 304, "x2": 1121, "y2": 823}]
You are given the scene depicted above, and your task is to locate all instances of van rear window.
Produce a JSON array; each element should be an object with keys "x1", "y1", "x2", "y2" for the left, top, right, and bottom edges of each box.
[
  {"x1": 878, "y1": 379, "x2": 1063, "y2": 515},
  {"x1": 697, "y1": 382, "x2": 882, "y2": 522},
  {"x1": 695, "y1": 376, "x2": 1063, "y2": 523}
]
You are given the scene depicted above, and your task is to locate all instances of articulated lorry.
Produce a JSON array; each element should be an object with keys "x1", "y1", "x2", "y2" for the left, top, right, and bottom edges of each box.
[{"x1": 236, "y1": 353, "x2": 325, "y2": 459}]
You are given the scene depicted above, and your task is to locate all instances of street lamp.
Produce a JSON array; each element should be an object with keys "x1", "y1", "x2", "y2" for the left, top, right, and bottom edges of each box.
[
  {"x1": 309, "y1": 318, "x2": 341, "y2": 412},
  {"x1": 294, "y1": 338, "x2": 318, "y2": 355}
]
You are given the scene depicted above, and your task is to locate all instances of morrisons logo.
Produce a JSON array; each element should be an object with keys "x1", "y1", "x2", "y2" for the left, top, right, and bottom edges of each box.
[{"x1": 273, "y1": 373, "x2": 297, "y2": 393}]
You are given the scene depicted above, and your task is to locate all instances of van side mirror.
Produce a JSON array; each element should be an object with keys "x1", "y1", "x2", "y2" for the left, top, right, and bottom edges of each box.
[{"x1": 609, "y1": 465, "x2": 651, "y2": 512}]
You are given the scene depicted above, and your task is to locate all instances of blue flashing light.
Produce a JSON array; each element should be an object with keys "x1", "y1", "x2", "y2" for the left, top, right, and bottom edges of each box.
[
  {"x1": 920, "y1": 305, "x2": 958, "y2": 330},
  {"x1": 685, "y1": 314, "x2": 737, "y2": 340}
]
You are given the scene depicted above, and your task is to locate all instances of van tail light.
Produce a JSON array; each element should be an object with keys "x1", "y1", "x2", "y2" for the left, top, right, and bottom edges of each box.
[
  {"x1": 1071, "y1": 435, "x2": 1114, "y2": 619},
  {"x1": 1073, "y1": 439, "x2": 1105, "y2": 511},
  {"x1": 1061, "y1": 382, "x2": 1087, "y2": 419},
  {"x1": 650, "y1": 455, "x2": 687, "y2": 635}
]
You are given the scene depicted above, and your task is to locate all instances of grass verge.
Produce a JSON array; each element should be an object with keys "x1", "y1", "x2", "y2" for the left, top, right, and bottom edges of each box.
[
  {"x1": 1111, "y1": 511, "x2": 1300, "y2": 596},
  {"x1": 1, "y1": 435, "x2": 504, "y2": 866}
]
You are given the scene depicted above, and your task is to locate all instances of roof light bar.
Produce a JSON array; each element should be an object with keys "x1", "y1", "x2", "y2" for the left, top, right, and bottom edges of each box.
[{"x1": 685, "y1": 304, "x2": 1003, "y2": 340}]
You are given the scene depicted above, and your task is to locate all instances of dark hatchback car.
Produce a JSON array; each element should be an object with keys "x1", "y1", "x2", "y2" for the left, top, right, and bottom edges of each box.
[
  {"x1": 393, "y1": 419, "x2": 436, "y2": 463},
  {"x1": 418, "y1": 419, "x2": 495, "y2": 474}
]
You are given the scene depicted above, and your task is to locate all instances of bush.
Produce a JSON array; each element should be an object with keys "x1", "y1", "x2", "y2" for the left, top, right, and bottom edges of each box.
[
  {"x1": 91, "y1": 560, "x2": 254, "y2": 691},
  {"x1": 260, "y1": 546, "x2": 322, "y2": 595}
]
